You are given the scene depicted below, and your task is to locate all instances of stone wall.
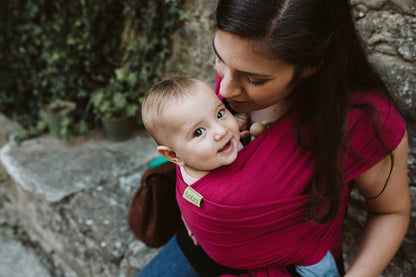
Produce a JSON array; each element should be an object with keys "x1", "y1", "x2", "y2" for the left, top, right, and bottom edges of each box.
[
  {"x1": 352, "y1": 0, "x2": 415, "y2": 120},
  {"x1": 351, "y1": 0, "x2": 416, "y2": 188},
  {"x1": 164, "y1": 0, "x2": 217, "y2": 87}
]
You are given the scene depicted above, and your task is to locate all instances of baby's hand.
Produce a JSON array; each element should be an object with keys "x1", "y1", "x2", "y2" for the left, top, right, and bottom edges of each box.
[
  {"x1": 240, "y1": 130, "x2": 250, "y2": 140},
  {"x1": 234, "y1": 113, "x2": 249, "y2": 132},
  {"x1": 234, "y1": 113, "x2": 250, "y2": 140}
]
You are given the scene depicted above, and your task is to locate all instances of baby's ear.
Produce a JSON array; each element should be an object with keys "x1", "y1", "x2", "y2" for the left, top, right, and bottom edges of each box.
[{"x1": 157, "y1": 146, "x2": 184, "y2": 166}]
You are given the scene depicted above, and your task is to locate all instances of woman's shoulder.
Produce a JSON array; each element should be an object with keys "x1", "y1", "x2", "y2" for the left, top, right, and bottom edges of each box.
[
  {"x1": 346, "y1": 90, "x2": 406, "y2": 153},
  {"x1": 343, "y1": 90, "x2": 406, "y2": 181},
  {"x1": 347, "y1": 90, "x2": 403, "y2": 126},
  {"x1": 349, "y1": 90, "x2": 394, "y2": 112}
]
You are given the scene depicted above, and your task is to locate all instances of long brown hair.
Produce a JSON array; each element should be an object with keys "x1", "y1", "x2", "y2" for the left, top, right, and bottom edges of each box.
[{"x1": 216, "y1": 0, "x2": 396, "y2": 222}]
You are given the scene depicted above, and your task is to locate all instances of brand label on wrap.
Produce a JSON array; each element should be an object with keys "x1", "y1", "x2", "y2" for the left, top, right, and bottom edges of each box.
[{"x1": 183, "y1": 186, "x2": 203, "y2": 207}]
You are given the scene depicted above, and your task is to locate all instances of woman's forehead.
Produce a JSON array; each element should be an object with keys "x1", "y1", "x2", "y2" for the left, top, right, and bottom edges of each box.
[{"x1": 213, "y1": 30, "x2": 291, "y2": 76}]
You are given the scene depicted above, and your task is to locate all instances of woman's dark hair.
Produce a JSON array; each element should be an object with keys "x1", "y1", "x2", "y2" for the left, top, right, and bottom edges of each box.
[{"x1": 216, "y1": 0, "x2": 396, "y2": 223}]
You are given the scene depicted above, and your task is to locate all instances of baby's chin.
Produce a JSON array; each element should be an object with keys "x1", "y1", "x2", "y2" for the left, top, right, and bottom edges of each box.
[{"x1": 223, "y1": 149, "x2": 239, "y2": 166}]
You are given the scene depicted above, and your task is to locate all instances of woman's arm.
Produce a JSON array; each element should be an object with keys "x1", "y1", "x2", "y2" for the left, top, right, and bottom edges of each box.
[{"x1": 345, "y1": 132, "x2": 410, "y2": 277}]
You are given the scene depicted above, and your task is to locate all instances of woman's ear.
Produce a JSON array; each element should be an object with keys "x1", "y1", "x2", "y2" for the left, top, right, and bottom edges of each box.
[
  {"x1": 301, "y1": 66, "x2": 317, "y2": 78},
  {"x1": 302, "y1": 63, "x2": 322, "y2": 78},
  {"x1": 157, "y1": 145, "x2": 184, "y2": 166}
]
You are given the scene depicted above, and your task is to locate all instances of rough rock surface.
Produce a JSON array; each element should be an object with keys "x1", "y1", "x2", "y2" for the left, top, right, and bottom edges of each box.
[{"x1": 0, "y1": 119, "x2": 161, "y2": 277}]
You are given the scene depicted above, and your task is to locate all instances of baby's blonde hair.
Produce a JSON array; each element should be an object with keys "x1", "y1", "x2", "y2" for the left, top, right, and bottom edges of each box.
[{"x1": 141, "y1": 77, "x2": 209, "y2": 145}]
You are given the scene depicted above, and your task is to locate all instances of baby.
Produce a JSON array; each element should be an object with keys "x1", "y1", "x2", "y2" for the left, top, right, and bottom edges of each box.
[
  {"x1": 141, "y1": 77, "x2": 339, "y2": 277},
  {"x1": 141, "y1": 77, "x2": 241, "y2": 182}
]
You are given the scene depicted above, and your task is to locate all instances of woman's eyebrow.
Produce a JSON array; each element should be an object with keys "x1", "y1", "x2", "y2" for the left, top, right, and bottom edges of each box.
[{"x1": 212, "y1": 40, "x2": 272, "y2": 78}]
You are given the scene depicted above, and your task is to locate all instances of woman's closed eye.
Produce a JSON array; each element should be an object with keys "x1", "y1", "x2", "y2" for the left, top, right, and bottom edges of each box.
[
  {"x1": 215, "y1": 55, "x2": 268, "y2": 87},
  {"x1": 245, "y1": 76, "x2": 267, "y2": 87},
  {"x1": 215, "y1": 55, "x2": 224, "y2": 64}
]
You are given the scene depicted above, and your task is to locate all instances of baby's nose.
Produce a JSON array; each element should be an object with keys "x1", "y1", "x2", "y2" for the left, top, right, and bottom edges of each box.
[{"x1": 213, "y1": 125, "x2": 227, "y2": 141}]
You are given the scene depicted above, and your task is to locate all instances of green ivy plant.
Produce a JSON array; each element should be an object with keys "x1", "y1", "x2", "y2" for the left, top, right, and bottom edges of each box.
[
  {"x1": 90, "y1": 68, "x2": 141, "y2": 119},
  {"x1": 14, "y1": 99, "x2": 79, "y2": 143},
  {"x1": 13, "y1": 121, "x2": 47, "y2": 145},
  {"x1": 40, "y1": 99, "x2": 77, "y2": 140},
  {"x1": 1, "y1": 0, "x2": 186, "y2": 142},
  {"x1": 42, "y1": 99, "x2": 76, "y2": 116}
]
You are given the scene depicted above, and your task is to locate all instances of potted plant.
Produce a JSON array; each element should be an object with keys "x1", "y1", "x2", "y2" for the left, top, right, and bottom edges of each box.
[
  {"x1": 90, "y1": 68, "x2": 141, "y2": 142},
  {"x1": 40, "y1": 98, "x2": 76, "y2": 139}
]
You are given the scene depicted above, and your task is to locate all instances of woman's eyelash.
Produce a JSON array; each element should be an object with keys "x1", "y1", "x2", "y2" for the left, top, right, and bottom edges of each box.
[
  {"x1": 245, "y1": 77, "x2": 266, "y2": 87},
  {"x1": 215, "y1": 56, "x2": 224, "y2": 64},
  {"x1": 215, "y1": 54, "x2": 267, "y2": 87}
]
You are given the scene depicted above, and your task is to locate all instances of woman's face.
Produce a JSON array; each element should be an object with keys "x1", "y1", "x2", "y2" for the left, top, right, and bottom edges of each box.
[{"x1": 214, "y1": 30, "x2": 296, "y2": 113}]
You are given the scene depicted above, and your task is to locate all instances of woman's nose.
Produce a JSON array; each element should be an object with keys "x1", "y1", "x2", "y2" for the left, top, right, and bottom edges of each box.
[
  {"x1": 219, "y1": 75, "x2": 241, "y2": 99},
  {"x1": 213, "y1": 124, "x2": 227, "y2": 141}
]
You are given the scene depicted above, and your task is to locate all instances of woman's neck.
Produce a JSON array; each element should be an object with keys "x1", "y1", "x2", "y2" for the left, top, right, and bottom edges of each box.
[{"x1": 249, "y1": 99, "x2": 294, "y2": 123}]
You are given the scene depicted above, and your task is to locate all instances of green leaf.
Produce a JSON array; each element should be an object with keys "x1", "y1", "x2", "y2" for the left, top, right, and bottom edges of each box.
[
  {"x1": 113, "y1": 93, "x2": 127, "y2": 109},
  {"x1": 126, "y1": 104, "x2": 139, "y2": 117}
]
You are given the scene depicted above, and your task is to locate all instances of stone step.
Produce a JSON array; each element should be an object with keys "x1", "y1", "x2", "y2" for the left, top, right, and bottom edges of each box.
[
  {"x1": 0, "y1": 234, "x2": 51, "y2": 277},
  {"x1": 0, "y1": 114, "x2": 162, "y2": 277}
]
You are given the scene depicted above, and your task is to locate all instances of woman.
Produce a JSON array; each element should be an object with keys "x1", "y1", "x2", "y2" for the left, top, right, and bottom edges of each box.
[{"x1": 137, "y1": 0, "x2": 410, "y2": 276}]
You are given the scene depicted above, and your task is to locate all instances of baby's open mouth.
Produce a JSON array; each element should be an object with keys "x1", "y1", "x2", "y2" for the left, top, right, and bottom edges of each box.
[{"x1": 218, "y1": 139, "x2": 232, "y2": 153}]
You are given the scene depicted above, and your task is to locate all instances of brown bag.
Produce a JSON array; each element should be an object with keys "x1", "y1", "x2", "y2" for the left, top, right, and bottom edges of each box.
[{"x1": 128, "y1": 161, "x2": 181, "y2": 248}]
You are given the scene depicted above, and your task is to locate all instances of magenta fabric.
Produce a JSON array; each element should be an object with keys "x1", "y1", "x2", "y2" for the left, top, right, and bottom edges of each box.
[
  {"x1": 215, "y1": 74, "x2": 224, "y2": 100},
  {"x1": 176, "y1": 90, "x2": 406, "y2": 276}
]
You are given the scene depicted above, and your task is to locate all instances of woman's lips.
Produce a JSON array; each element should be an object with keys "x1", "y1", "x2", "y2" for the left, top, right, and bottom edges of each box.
[
  {"x1": 226, "y1": 98, "x2": 243, "y2": 105},
  {"x1": 226, "y1": 98, "x2": 246, "y2": 111}
]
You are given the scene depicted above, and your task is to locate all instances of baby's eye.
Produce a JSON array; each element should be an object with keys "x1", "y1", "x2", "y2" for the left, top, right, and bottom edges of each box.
[
  {"x1": 193, "y1": 128, "x2": 206, "y2": 137},
  {"x1": 217, "y1": 109, "x2": 225, "y2": 119}
]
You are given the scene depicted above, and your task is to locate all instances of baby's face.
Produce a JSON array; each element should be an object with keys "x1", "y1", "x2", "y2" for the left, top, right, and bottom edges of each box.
[{"x1": 166, "y1": 84, "x2": 240, "y2": 172}]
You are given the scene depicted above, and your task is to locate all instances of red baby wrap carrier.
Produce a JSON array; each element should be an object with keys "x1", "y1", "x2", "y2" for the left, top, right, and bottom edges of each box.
[{"x1": 176, "y1": 92, "x2": 406, "y2": 276}]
